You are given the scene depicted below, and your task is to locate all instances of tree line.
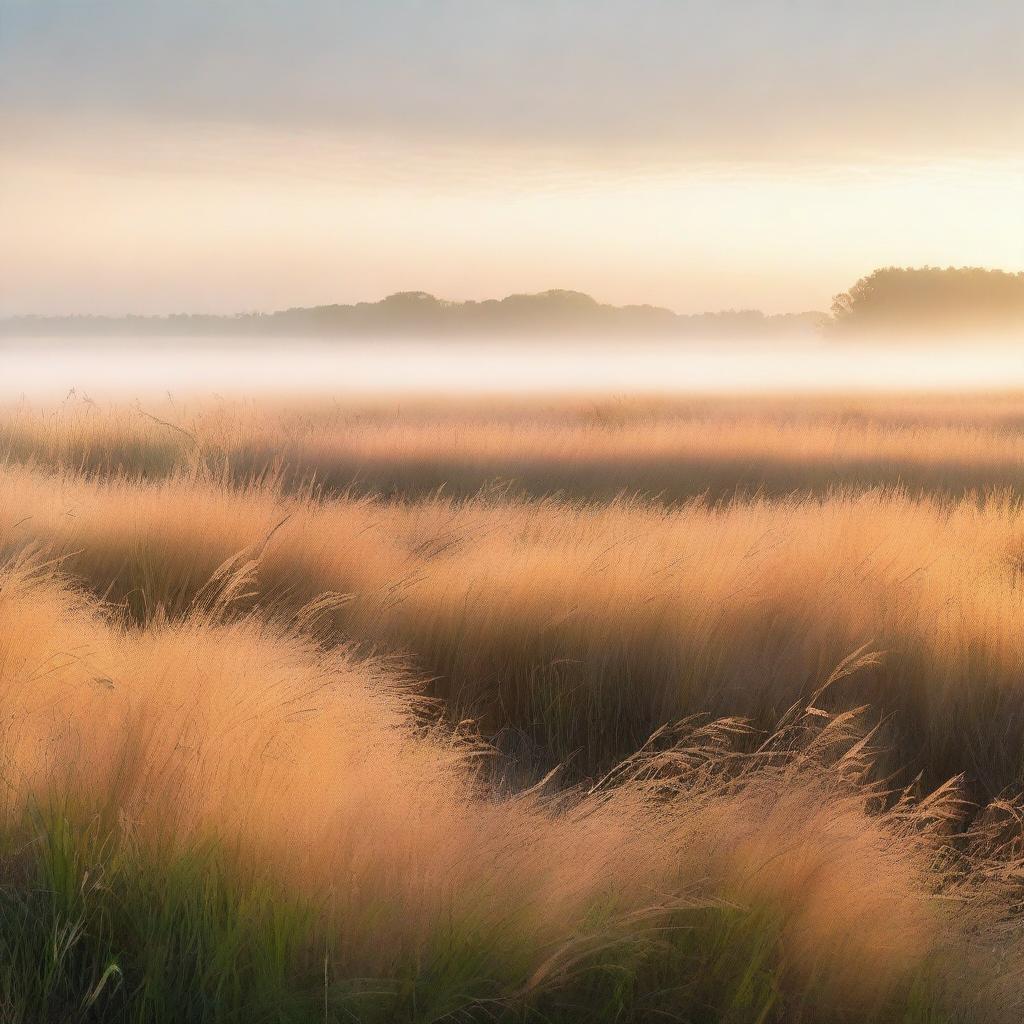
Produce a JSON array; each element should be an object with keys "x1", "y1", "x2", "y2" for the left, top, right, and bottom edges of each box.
[
  {"x1": 5, "y1": 269, "x2": 1023, "y2": 339},
  {"x1": 0, "y1": 290, "x2": 819, "y2": 339}
]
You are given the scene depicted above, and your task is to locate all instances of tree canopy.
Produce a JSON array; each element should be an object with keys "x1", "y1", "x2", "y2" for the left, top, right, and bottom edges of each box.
[{"x1": 830, "y1": 267, "x2": 1024, "y2": 334}]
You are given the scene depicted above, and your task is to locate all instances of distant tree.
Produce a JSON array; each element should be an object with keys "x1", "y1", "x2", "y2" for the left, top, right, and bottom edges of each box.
[{"x1": 829, "y1": 266, "x2": 1024, "y2": 333}]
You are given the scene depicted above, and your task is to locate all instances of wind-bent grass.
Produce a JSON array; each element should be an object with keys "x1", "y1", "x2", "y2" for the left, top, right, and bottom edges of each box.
[
  {"x1": 6, "y1": 461, "x2": 1024, "y2": 790},
  {"x1": 7, "y1": 395, "x2": 1024, "y2": 1019},
  {"x1": 0, "y1": 556, "x2": 1019, "y2": 1022}
]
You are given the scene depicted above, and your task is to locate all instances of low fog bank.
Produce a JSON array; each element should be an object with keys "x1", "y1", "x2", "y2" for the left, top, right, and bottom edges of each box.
[{"x1": 2, "y1": 335, "x2": 1024, "y2": 399}]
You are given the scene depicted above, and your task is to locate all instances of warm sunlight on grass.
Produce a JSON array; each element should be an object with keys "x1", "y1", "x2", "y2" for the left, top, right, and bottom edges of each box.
[
  {"x1": 0, "y1": 555, "x2": 1018, "y2": 1022},
  {"x1": 0, "y1": 394, "x2": 1023, "y2": 1020}
]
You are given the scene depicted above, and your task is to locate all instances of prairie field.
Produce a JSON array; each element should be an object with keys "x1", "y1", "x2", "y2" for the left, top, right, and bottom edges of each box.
[{"x1": 4, "y1": 392, "x2": 1024, "y2": 1022}]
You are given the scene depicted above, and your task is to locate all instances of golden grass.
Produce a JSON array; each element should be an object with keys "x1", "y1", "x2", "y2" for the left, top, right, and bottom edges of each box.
[
  {"x1": 12, "y1": 391, "x2": 1024, "y2": 499},
  {"x1": 0, "y1": 554, "x2": 1018, "y2": 1018},
  {"x1": 4, "y1": 456, "x2": 1024, "y2": 786},
  {"x1": 5, "y1": 393, "x2": 1024, "y2": 1016}
]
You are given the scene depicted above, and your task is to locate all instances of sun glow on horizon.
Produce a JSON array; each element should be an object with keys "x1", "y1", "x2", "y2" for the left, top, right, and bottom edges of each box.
[
  {"x1": 4, "y1": 131, "x2": 1023, "y2": 317},
  {"x1": 4, "y1": 1, "x2": 1024, "y2": 316}
]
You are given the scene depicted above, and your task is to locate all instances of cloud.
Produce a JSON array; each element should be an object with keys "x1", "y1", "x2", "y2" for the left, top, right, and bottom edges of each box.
[{"x1": 3, "y1": 0, "x2": 1023, "y2": 160}]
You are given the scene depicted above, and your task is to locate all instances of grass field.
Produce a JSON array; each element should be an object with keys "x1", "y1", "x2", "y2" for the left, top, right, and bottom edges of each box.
[{"x1": 1, "y1": 393, "x2": 1024, "y2": 1021}]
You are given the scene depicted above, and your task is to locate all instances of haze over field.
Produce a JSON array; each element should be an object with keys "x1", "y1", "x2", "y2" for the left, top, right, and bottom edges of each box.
[
  {"x1": 5, "y1": 339, "x2": 1024, "y2": 400},
  {"x1": 7, "y1": 266, "x2": 1024, "y2": 398}
]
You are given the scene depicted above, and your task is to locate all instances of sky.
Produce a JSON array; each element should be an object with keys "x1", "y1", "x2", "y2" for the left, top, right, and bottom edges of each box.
[{"x1": 2, "y1": 0, "x2": 1024, "y2": 316}]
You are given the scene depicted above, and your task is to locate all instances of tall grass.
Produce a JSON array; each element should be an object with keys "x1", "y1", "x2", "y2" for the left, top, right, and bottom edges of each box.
[
  {"x1": 5, "y1": 460, "x2": 1024, "y2": 788},
  {"x1": 5, "y1": 394, "x2": 1024, "y2": 1019},
  {"x1": 12, "y1": 393, "x2": 1024, "y2": 500},
  {"x1": 0, "y1": 555, "x2": 1018, "y2": 1021}
]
